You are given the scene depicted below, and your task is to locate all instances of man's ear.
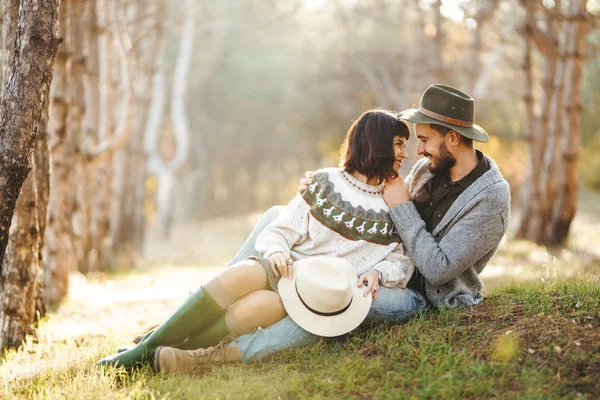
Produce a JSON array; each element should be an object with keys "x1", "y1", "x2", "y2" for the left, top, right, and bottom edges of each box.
[{"x1": 447, "y1": 130, "x2": 461, "y2": 147}]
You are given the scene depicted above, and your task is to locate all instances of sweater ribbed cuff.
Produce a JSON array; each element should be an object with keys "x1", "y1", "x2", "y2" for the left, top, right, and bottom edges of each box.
[
  {"x1": 389, "y1": 202, "x2": 421, "y2": 230},
  {"x1": 265, "y1": 249, "x2": 289, "y2": 259}
]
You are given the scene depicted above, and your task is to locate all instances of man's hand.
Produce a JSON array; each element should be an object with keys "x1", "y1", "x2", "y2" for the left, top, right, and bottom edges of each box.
[
  {"x1": 382, "y1": 176, "x2": 410, "y2": 208},
  {"x1": 297, "y1": 171, "x2": 315, "y2": 194}
]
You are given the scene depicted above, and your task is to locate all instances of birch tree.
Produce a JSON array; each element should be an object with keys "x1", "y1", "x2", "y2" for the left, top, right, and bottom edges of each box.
[
  {"x1": 145, "y1": 2, "x2": 194, "y2": 238},
  {"x1": 517, "y1": 0, "x2": 595, "y2": 245}
]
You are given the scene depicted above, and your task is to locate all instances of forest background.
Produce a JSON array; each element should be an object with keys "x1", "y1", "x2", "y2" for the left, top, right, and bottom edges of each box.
[{"x1": 0, "y1": 0, "x2": 599, "y2": 398}]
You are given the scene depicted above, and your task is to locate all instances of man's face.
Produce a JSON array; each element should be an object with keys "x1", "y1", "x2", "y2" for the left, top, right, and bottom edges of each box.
[{"x1": 415, "y1": 124, "x2": 456, "y2": 175}]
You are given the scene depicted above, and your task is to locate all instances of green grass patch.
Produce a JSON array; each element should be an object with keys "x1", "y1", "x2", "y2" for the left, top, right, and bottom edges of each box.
[{"x1": 1, "y1": 279, "x2": 598, "y2": 399}]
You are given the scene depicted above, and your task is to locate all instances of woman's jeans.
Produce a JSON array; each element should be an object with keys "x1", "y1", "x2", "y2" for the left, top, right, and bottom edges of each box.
[{"x1": 226, "y1": 206, "x2": 427, "y2": 363}]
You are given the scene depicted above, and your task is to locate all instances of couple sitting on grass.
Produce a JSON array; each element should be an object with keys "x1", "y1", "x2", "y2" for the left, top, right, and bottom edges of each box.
[{"x1": 98, "y1": 84, "x2": 510, "y2": 373}]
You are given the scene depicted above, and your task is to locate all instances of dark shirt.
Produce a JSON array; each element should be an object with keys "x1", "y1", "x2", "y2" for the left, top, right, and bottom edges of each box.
[{"x1": 406, "y1": 150, "x2": 490, "y2": 293}]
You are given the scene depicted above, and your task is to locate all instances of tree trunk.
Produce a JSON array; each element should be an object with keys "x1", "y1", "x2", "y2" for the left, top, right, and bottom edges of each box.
[
  {"x1": 33, "y1": 97, "x2": 50, "y2": 321},
  {"x1": 1, "y1": 156, "x2": 40, "y2": 349},
  {"x1": 517, "y1": 0, "x2": 591, "y2": 246},
  {"x1": 67, "y1": 0, "x2": 87, "y2": 271},
  {"x1": 432, "y1": 0, "x2": 445, "y2": 82},
  {"x1": 550, "y1": 0, "x2": 590, "y2": 243},
  {"x1": 44, "y1": 0, "x2": 74, "y2": 306},
  {"x1": 113, "y1": 0, "x2": 167, "y2": 255},
  {"x1": 0, "y1": 0, "x2": 61, "y2": 348},
  {"x1": 92, "y1": 0, "x2": 115, "y2": 271},
  {"x1": 77, "y1": 0, "x2": 98, "y2": 273},
  {"x1": 145, "y1": 3, "x2": 194, "y2": 239}
]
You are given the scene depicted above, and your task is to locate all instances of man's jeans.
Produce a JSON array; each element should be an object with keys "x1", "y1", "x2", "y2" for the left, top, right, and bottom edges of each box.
[{"x1": 226, "y1": 206, "x2": 427, "y2": 363}]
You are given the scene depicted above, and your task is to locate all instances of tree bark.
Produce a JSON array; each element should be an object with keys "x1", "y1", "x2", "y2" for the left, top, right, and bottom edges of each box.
[
  {"x1": 67, "y1": 0, "x2": 87, "y2": 271},
  {"x1": 517, "y1": 0, "x2": 592, "y2": 246},
  {"x1": 550, "y1": 0, "x2": 590, "y2": 243},
  {"x1": 77, "y1": 0, "x2": 98, "y2": 273},
  {"x1": 44, "y1": 0, "x2": 74, "y2": 306},
  {"x1": 33, "y1": 96, "x2": 50, "y2": 321},
  {"x1": 0, "y1": 0, "x2": 61, "y2": 348},
  {"x1": 91, "y1": 0, "x2": 115, "y2": 271}
]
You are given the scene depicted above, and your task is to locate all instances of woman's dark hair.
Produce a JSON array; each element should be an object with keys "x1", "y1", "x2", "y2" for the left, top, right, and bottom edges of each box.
[{"x1": 341, "y1": 109, "x2": 409, "y2": 184}]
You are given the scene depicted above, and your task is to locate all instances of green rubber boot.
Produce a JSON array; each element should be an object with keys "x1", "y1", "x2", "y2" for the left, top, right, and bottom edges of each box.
[
  {"x1": 178, "y1": 317, "x2": 231, "y2": 350},
  {"x1": 119, "y1": 317, "x2": 231, "y2": 353},
  {"x1": 117, "y1": 330, "x2": 155, "y2": 353},
  {"x1": 97, "y1": 286, "x2": 225, "y2": 370}
]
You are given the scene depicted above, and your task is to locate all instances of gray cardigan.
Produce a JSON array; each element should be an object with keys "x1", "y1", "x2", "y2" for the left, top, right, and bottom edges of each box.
[{"x1": 390, "y1": 154, "x2": 510, "y2": 308}]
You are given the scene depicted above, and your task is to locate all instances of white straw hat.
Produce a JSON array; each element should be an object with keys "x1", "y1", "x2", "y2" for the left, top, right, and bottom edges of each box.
[{"x1": 278, "y1": 256, "x2": 372, "y2": 337}]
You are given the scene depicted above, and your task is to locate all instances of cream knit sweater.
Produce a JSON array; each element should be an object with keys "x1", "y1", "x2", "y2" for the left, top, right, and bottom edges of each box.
[{"x1": 255, "y1": 168, "x2": 414, "y2": 288}]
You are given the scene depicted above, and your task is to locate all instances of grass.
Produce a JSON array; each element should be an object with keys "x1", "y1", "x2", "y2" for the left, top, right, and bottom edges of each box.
[
  {"x1": 2, "y1": 196, "x2": 600, "y2": 399},
  {"x1": 1, "y1": 276, "x2": 598, "y2": 399}
]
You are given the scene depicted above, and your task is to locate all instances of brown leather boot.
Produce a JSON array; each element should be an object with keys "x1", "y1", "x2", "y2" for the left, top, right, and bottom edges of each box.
[{"x1": 154, "y1": 342, "x2": 242, "y2": 373}]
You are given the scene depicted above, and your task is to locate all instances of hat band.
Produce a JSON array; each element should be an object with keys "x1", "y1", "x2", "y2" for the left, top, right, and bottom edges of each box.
[
  {"x1": 419, "y1": 106, "x2": 474, "y2": 128},
  {"x1": 295, "y1": 282, "x2": 353, "y2": 317}
]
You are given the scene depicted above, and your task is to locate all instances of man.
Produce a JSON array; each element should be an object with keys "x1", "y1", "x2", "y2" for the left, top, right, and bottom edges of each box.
[{"x1": 152, "y1": 84, "x2": 511, "y2": 370}]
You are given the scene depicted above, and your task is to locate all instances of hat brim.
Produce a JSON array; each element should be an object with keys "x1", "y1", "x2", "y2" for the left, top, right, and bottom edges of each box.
[
  {"x1": 278, "y1": 259, "x2": 372, "y2": 338},
  {"x1": 397, "y1": 108, "x2": 489, "y2": 143}
]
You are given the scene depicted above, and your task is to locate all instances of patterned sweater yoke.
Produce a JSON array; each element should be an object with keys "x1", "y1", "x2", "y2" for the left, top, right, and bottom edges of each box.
[
  {"x1": 303, "y1": 169, "x2": 399, "y2": 245},
  {"x1": 255, "y1": 167, "x2": 414, "y2": 288}
]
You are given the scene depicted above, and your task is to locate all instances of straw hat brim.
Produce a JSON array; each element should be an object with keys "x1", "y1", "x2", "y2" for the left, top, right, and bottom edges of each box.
[
  {"x1": 397, "y1": 108, "x2": 490, "y2": 143},
  {"x1": 278, "y1": 259, "x2": 372, "y2": 338}
]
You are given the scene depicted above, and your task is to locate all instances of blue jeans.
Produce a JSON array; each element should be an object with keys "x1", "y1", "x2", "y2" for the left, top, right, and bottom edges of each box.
[{"x1": 226, "y1": 206, "x2": 427, "y2": 363}]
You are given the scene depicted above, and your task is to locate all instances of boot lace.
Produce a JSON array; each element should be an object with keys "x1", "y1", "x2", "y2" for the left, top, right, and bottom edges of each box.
[{"x1": 190, "y1": 332, "x2": 238, "y2": 362}]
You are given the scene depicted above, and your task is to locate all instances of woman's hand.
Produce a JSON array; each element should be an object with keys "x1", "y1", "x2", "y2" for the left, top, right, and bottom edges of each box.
[
  {"x1": 268, "y1": 252, "x2": 294, "y2": 279},
  {"x1": 382, "y1": 176, "x2": 410, "y2": 208},
  {"x1": 358, "y1": 270, "x2": 380, "y2": 302},
  {"x1": 297, "y1": 171, "x2": 316, "y2": 194}
]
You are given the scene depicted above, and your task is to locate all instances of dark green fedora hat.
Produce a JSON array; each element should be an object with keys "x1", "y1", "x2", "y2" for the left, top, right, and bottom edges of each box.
[{"x1": 397, "y1": 84, "x2": 489, "y2": 142}]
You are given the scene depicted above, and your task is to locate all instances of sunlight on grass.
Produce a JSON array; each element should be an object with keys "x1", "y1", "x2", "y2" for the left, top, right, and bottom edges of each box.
[
  {"x1": 1, "y1": 276, "x2": 598, "y2": 399},
  {"x1": 1, "y1": 206, "x2": 599, "y2": 399}
]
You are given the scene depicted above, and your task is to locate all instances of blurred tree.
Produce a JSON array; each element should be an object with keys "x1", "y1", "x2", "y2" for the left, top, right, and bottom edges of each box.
[
  {"x1": 111, "y1": 0, "x2": 167, "y2": 260},
  {"x1": 44, "y1": 0, "x2": 75, "y2": 306},
  {"x1": 145, "y1": 0, "x2": 195, "y2": 239},
  {"x1": 517, "y1": 0, "x2": 596, "y2": 245},
  {"x1": 0, "y1": 0, "x2": 60, "y2": 350}
]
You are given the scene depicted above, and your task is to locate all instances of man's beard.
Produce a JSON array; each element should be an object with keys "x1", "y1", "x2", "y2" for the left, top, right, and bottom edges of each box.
[{"x1": 426, "y1": 142, "x2": 456, "y2": 175}]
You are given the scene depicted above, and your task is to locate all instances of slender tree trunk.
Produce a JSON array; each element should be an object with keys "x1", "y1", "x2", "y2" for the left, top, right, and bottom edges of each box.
[
  {"x1": 145, "y1": 3, "x2": 194, "y2": 239},
  {"x1": 432, "y1": 0, "x2": 445, "y2": 82},
  {"x1": 108, "y1": 0, "x2": 134, "y2": 265},
  {"x1": 33, "y1": 97, "x2": 50, "y2": 321},
  {"x1": 92, "y1": 0, "x2": 115, "y2": 271},
  {"x1": 44, "y1": 0, "x2": 74, "y2": 306},
  {"x1": 78, "y1": 0, "x2": 98, "y2": 273},
  {"x1": 517, "y1": 0, "x2": 591, "y2": 246},
  {"x1": 550, "y1": 0, "x2": 590, "y2": 243},
  {"x1": 1, "y1": 156, "x2": 40, "y2": 349},
  {"x1": 113, "y1": 0, "x2": 166, "y2": 255},
  {"x1": 0, "y1": 0, "x2": 40, "y2": 350},
  {"x1": 68, "y1": 0, "x2": 87, "y2": 271},
  {"x1": 0, "y1": 0, "x2": 61, "y2": 348}
]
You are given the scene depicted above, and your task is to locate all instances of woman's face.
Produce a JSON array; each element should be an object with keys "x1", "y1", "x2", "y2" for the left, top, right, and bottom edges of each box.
[{"x1": 393, "y1": 135, "x2": 409, "y2": 172}]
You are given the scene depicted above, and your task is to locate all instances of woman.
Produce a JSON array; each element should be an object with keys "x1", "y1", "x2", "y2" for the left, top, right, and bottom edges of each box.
[{"x1": 97, "y1": 109, "x2": 413, "y2": 371}]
